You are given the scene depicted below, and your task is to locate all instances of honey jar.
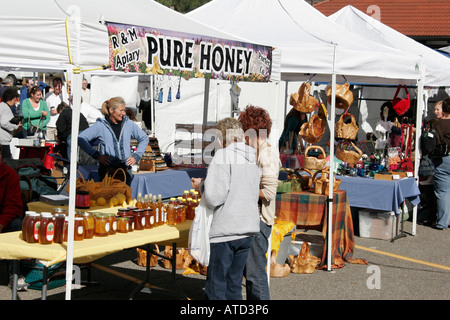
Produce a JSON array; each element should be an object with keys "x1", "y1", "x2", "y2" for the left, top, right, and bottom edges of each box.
[
  {"x1": 132, "y1": 209, "x2": 145, "y2": 230},
  {"x1": 81, "y1": 212, "x2": 95, "y2": 239},
  {"x1": 107, "y1": 213, "x2": 117, "y2": 235},
  {"x1": 143, "y1": 209, "x2": 154, "y2": 229},
  {"x1": 117, "y1": 217, "x2": 129, "y2": 233},
  {"x1": 38, "y1": 212, "x2": 54, "y2": 244},
  {"x1": 74, "y1": 217, "x2": 84, "y2": 241},
  {"x1": 94, "y1": 214, "x2": 110, "y2": 237},
  {"x1": 53, "y1": 214, "x2": 65, "y2": 244},
  {"x1": 25, "y1": 212, "x2": 40, "y2": 243},
  {"x1": 117, "y1": 208, "x2": 129, "y2": 217}
]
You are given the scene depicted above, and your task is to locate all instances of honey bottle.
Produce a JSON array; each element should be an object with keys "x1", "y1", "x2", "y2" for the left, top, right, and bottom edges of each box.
[
  {"x1": 167, "y1": 204, "x2": 175, "y2": 225},
  {"x1": 182, "y1": 190, "x2": 189, "y2": 200},
  {"x1": 136, "y1": 193, "x2": 143, "y2": 209},
  {"x1": 157, "y1": 194, "x2": 165, "y2": 225},
  {"x1": 26, "y1": 212, "x2": 41, "y2": 243},
  {"x1": 38, "y1": 212, "x2": 55, "y2": 244}
]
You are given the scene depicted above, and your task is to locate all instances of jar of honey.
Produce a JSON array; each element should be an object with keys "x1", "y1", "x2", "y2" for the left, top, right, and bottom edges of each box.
[
  {"x1": 74, "y1": 217, "x2": 84, "y2": 241},
  {"x1": 26, "y1": 212, "x2": 40, "y2": 243},
  {"x1": 117, "y1": 208, "x2": 129, "y2": 217},
  {"x1": 126, "y1": 215, "x2": 134, "y2": 232},
  {"x1": 117, "y1": 217, "x2": 129, "y2": 233},
  {"x1": 108, "y1": 213, "x2": 117, "y2": 235},
  {"x1": 166, "y1": 204, "x2": 175, "y2": 225},
  {"x1": 38, "y1": 212, "x2": 55, "y2": 244},
  {"x1": 21, "y1": 211, "x2": 34, "y2": 242},
  {"x1": 53, "y1": 214, "x2": 65, "y2": 244},
  {"x1": 143, "y1": 209, "x2": 154, "y2": 229},
  {"x1": 94, "y1": 214, "x2": 110, "y2": 237},
  {"x1": 81, "y1": 212, "x2": 95, "y2": 239},
  {"x1": 132, "y1": 209, "x2": 145, "y2": 230}
]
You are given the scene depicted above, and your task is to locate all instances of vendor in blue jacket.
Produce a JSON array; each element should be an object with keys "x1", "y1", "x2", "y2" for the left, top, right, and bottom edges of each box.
[{"x1": 78, "y1": 97, "x2": 149, "y2": 186}]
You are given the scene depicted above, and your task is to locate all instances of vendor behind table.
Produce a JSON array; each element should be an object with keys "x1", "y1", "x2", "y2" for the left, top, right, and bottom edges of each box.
[{"x1": 78, "y1": 97, "x2": 149, "y2": 186}]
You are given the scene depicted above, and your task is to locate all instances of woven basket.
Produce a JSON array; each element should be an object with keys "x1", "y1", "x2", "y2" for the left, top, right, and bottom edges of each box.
[
  {"x1": 335, "y1": 140, "x2": 363, "y2": 164},
  {"x1": 290, "y1": 82, "x2": 318, "y2": 113},
  {"x1": 304, "y1": 146, "x2": 327, "y2": 170},
  {"x1": 335, "y1": 113, "x2": 359, "y2": 140},
  {"x1": 299, "y1": 114, "x2": 326, "y2": 144},
  {"x1": 326, "y1": 83, "x2": 354, "y2": 109},
  {"x1": 311, "y1": 167, "x2": 341, "y2": 196}
]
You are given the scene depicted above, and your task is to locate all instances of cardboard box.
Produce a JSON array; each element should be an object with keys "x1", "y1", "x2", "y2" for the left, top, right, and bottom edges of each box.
[{"x1": 359, "y1": 209, "x2": 397, "y2": 240}]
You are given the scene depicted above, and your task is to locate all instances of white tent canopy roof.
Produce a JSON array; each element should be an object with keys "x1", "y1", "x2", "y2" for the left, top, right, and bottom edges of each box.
[
  {"x1": 187, "y1": 0, "x2": 422, "y2": 85},
  {"x1": 0, "y1": 0, "x2": 266, "y2": 73},
  {"x1": 329, "y1": 5, "x2": 450, "y2": 87}
]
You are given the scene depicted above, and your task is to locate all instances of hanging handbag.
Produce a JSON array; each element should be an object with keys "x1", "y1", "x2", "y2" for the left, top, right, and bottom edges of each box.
[
  {"x1": 289, "y1": 82, "x2": 318, "y2": 113},
  {"x1": 335, "y1": 112, "x2": 359, "y2": 140},
  {"x1": 326, "y1": 83, "x2": 354, "y2": 109},
  {"x1": 392, "y1": 85, "x2": 410, "y2": 116},
  {"x1": 299, "y1": 114, "x2": 326, "y2": 144}
]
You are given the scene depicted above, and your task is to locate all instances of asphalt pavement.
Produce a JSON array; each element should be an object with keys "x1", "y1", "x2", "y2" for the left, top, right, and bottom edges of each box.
[{"x1": 1, "y1": 220, "x2": 448, "y2": 307}]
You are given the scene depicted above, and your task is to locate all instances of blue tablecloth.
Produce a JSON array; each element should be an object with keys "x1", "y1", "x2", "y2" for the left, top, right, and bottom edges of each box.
[
  {"x1": 336, "y1": 176, "x2": 421, "y2": 215},
  {"x1": 77, "y1": 165, "x2": 205, "y2": 200}
]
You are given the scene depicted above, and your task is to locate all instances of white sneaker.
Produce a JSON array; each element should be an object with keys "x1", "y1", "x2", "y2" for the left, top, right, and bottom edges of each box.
[{"x1": 8, "y1": 276, "x2": 28, "y2": 291}]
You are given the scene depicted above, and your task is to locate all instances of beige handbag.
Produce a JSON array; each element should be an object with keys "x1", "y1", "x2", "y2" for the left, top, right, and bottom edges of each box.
[
  {"x1": 289, "y1": 242, "x2": 321, "y2": 274},
  {"x1": 304, "y1": 145, "x2": 327, "y2": 170},
  {"x1": 335, "y1": 112, "x2": 359, "y2": 140},
  {"x1": 290, "y1": 82, "x2": 318, "y2": 113},
  {"x1": 310, "y1": 167, "x2": 341, "y2": 196},
  {"x1": 299, "y1": 114, "x2": 326, "y2": 144},
  {"x1": 335, "y1": 140, "x2": 363, "y2": 164},
  {"x1": 326, "y1": 83, "x2": 354, "y2": 109}
]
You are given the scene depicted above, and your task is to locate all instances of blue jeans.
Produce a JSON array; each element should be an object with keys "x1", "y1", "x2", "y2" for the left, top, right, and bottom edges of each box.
[
  {"x1": 244, "y1": 220, "x2": 272, "y2": 300},
  {"x1": 205, "y1": 237, "x2": 253, "y2": 300},
  {"x1": 433, "y1": 155, "x2": 450, "y2": 229}
]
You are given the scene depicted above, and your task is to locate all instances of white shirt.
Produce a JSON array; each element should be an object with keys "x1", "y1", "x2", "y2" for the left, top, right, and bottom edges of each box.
[
  {"x1": 80, "y1": 102, "x2": 102, "y2": 126},
  {"x1": 45, "y1": 91, "x2": 68, "y2": 127},
  {"x1": 81, "y1": 88, "x2": 91, "y2": 104}
]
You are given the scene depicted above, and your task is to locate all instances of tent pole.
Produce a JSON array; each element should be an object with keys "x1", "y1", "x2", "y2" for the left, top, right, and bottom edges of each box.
[
  {"x1": 327, "y1": 44, "x2": 337, "y2": 271},
  {"x1": 412, "y1": 57, "x2": 425, "y2": 236},
  {"x1": 65, "y1": 71, "x2": 83, "y2": 300}
]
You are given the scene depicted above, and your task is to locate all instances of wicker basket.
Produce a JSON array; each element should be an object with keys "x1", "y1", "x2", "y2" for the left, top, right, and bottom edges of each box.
[
  {"x1": 299, "y1": 114, "x2": 326, "y2": 144},
  {"x1": 304, "y1": 146, "x2": 327, "y2": 170},
  {"x1": 290, "y1": 82, "x2": 318, "y2": 113},
  {"x1": 335, "y1": 113, "x2": 359, "y2": 140},
  {"x1": 335, "y1": 140, "x2": 363, "y2": 164},
  {"x1": 311, "y1": 167, "x2": 341, "y2": 195},
  {"x1": 326, "y1": 83, "x2": 354, "y2": 109}
]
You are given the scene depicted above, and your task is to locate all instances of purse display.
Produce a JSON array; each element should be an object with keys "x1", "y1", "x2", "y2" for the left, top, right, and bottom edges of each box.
[
  {"x1": 304, "y1": 145, "x2": 327, "y2": 170},
  {"x1": 335, "y1": 140, "x2": 363, "y2": 164}
]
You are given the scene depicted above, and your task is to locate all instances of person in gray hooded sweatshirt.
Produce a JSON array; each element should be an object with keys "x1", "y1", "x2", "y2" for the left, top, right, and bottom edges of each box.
[{"x1": 191, "y1": 117, "x2": 260, "y2": 300}]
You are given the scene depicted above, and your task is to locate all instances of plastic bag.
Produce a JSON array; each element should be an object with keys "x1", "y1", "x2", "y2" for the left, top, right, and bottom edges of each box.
[{"x1": 188, "y1": 198, "x2": 213, "y2": 266}]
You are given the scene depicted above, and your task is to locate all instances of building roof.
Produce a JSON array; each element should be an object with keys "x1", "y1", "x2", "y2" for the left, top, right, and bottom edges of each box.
[{"x1": 313, "y1": 0, "x2": 450, "y2": 37}]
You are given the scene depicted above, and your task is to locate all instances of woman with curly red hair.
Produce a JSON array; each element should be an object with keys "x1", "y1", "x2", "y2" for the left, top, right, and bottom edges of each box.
[{"x1": 238, "y1": 105, "x2": 281, "y2": 300}]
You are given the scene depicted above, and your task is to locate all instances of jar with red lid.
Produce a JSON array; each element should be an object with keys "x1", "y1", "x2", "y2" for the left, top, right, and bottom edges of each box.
[
  {"x1": 38, "y1": 212, "x2": 54, "y2": 244},
  {"x1": 132, "y1": 209, "x2": 145, "y2": 230},
  {"x1": 75, "y1": 191, "x2": 91, "y2": 209},
  {"x1": 143, "y1": 209, "x2": 154, "y2": 229}
]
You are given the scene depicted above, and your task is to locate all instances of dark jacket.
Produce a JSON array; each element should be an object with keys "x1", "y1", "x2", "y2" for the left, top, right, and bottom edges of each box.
[{"x1": 56, "y1": 107, "x2": 89, "y2": 142}]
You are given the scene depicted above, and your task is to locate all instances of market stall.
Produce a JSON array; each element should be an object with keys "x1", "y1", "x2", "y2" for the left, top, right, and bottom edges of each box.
[
  {"x1": 187, "y1": 0, "x2": 423, "y2": 271},
  {"x1": 1, "y1": 0, "x2": 278, "y2": 299}
]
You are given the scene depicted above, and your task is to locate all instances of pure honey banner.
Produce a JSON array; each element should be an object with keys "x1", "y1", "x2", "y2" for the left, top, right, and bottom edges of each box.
[{"x1": 106, "y1": 22, "x2": 273, "y2": 82}]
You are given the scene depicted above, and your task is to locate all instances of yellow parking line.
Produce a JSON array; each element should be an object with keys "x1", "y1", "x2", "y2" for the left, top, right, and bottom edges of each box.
[{"x1": 355, "y1": 245, "x2": 450, "y2": 271}]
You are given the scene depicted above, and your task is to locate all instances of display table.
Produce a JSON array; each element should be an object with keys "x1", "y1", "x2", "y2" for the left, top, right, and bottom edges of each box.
[
  {"x1": 337, "y1": 176, "x2": 420, "y2": 214},
  {"x1": 0, "y1": 207, "x2": 191, "y2": 300},
  {"x1": 276, "y1": 190, "x2": 367, "y2": 269}
]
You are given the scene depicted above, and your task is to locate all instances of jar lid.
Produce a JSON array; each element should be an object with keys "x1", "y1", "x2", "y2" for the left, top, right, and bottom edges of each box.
[{"x1": 41, "y1": 212, "x2": 52, "y2": 217}]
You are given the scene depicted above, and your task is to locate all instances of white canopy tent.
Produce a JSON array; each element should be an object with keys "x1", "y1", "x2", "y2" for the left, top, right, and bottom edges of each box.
[
  {"x1": 328, "y1": 5, "x2": 450, "y2": 88},
  {"x1": 188, "y1": 0, "x2": 424, "y2": 270},
  {"x1": 1, "y1": 0, "x2": 280, "y2": 299}
]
